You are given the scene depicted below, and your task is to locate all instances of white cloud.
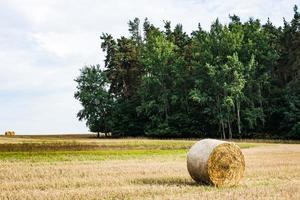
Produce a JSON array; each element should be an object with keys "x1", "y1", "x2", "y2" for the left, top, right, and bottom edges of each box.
[
  {"x1": 0, "y1": 0, "x2": 298, "y2": 134},
  {"x1": 32, "y1": 31, "x2": 98, "y2": 59}
]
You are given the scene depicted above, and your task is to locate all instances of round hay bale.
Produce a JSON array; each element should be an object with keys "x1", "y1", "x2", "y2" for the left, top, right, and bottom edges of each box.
[
  {"x1": 187, "y1": 139, "x2": 245, "y2": 187},
  {"x1": 4, "y1": 131, "x2": 15, "y2": 136}
]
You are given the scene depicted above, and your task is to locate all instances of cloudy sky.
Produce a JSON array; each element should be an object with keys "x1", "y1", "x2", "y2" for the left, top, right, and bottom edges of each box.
[{"x1": 0, "y1": 0, "x2": 298, "y2": 134}]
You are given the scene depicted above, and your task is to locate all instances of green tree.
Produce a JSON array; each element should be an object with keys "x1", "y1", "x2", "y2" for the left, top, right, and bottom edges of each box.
[
  {"x1": 272, "y1": 5, "x2": 300, "y2": 138},
  {"x1": 75, "y1": 6, "x2": 299, "y2": 139},
  {"x1": 100, "y1": 19, "x2": 145, "y2": 136},
  {"x1": 138, "y1": 31, "x2": 176, "y2": 136},
  {"x1": 74, "y1": 65, "x2": 112, "y2": 137}
]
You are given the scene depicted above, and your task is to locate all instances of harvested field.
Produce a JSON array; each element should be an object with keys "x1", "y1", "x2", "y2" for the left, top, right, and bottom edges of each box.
[{"x1": 0, "y1": 136, "x2": 299, "y2": 199}]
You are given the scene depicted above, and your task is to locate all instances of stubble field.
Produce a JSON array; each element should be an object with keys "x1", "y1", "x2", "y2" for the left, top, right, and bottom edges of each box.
[{"x1": 0, "y1": 135, "x2": 299, "y2": 200}]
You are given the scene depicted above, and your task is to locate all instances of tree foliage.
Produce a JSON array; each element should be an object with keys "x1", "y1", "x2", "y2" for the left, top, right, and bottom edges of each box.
[
  {"x1": 74, "y1": 65, "x2": 112, "y2": 137},
  {"x1": 75, "y1": 6, "x2": 299, "y2": 139}
]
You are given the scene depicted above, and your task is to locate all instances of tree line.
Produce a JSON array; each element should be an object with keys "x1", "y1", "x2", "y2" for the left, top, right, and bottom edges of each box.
[{"x1": 75, "y1": 5, "x2": 299, "y2": 139}]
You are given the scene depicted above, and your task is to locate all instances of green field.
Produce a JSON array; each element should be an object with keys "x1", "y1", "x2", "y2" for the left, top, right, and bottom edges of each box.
[
  {"x1": 0, "y1": 136, "x2": 256, "y2": 162},
  {"x1": 0, "y1": 135, "x2": 299, "y2": 199}
]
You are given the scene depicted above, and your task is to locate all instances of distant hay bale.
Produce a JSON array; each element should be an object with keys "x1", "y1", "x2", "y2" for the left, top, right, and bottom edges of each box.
[
  {"x1": 5, "y1": 131, "x2": 15, "y2": 136},
  {"x1": 187, "y1": 139, "x2": 245, "y2": 187}
]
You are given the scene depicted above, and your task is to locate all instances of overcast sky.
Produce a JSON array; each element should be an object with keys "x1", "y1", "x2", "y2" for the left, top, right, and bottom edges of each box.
[{"x1": 0, "y1": 0, "x2": 298, "y2": 134}]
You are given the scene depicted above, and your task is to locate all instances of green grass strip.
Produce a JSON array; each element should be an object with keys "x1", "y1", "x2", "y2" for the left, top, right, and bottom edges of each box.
[{"x1": 0, "y1": 143, "x2": 255, "y2": 162}]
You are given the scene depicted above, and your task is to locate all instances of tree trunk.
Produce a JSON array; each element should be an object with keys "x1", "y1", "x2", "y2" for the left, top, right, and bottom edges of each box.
[
  {"x1": 236, "y1": 101, "x2": 241, "y2": 136},
  {"x1": 217, "y1": 95, "x2": 226, "y2": 139},
  {"x1": 258, "y1": 84, "x2": 265, "y2": 128},
  {"x1": 221, "y1": 121, "x2": 226, "y2": 139},
  {"x1": 163, "y1": 85, "x2": 169, "y2": 122},
  {"x1": 228, "y1": 118, "x2": 232, "y2": 139},
  {"x1": 97, "y1": 132, "x2": 100, "y2": 138}
]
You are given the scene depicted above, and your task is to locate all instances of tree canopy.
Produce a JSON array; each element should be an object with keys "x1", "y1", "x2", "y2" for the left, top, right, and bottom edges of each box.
[{"x1": 75, "y1": 6, "x2": 300, "y2": 139}]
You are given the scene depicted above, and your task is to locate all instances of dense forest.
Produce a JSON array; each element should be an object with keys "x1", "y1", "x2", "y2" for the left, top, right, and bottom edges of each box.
[{"x1": 75, "y1": 5, "x2": 299, "y2": 139}]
